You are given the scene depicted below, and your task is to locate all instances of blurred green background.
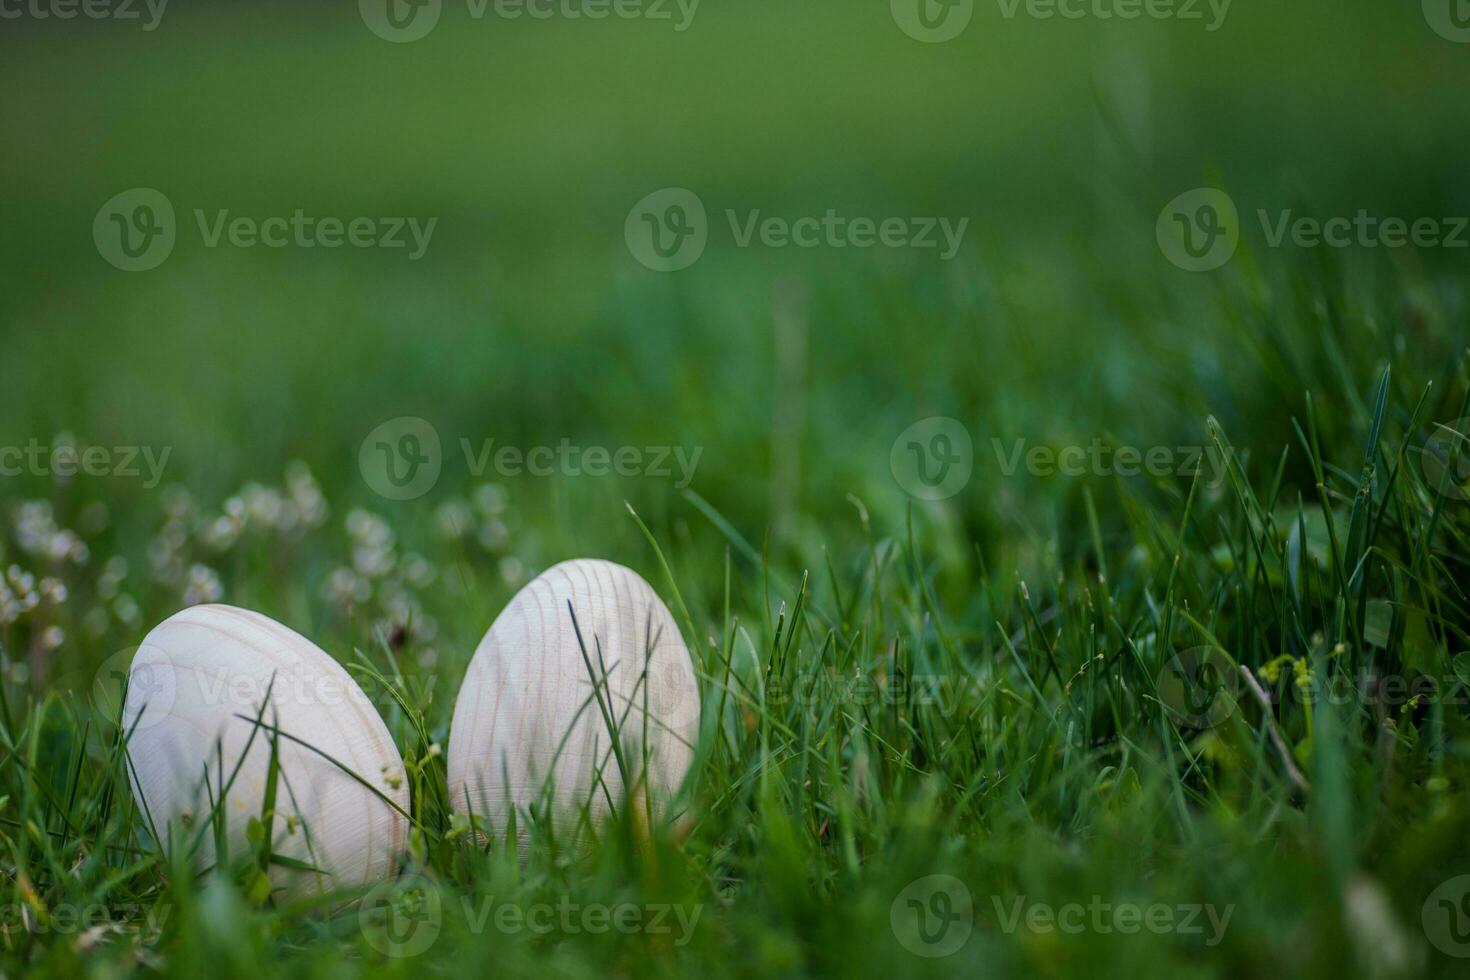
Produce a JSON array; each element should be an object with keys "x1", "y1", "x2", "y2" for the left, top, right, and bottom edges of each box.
[
  {"x1": 2, "y1": 0, "x2": 1468, "y2": 645},
  {"x1": 4, "y1": 0, "x2": 1467, "y2": 511}
]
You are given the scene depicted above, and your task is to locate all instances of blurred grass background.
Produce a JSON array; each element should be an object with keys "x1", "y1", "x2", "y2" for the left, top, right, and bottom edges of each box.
[
  {"x1": 3, "y1": 0, "x2": 1469, "y2": 684},
  {"x1": 3, "y1": 0, "x2": 1467, "y2": 515}
]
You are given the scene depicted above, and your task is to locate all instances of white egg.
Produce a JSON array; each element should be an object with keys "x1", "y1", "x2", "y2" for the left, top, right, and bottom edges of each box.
[
  {"x1": 122, "y1": 604, "x2": 409, "y2": 895},
  {"x1": 448, "y1": 559, "x2": 700, "y2": 838}
]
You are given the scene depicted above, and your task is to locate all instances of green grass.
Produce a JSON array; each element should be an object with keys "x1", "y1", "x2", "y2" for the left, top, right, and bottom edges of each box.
[
  {"x1": 8, "y1": 315, "x2": 1470, "y2": 977},
  {"x1": 5, "y1": 1, "x2": 1470, "y2": 977}
]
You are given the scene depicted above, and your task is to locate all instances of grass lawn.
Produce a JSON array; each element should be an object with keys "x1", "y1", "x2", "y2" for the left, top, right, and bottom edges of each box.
[{"x1": 3, "y1": 1, "x2": 1470, "y2": 976}]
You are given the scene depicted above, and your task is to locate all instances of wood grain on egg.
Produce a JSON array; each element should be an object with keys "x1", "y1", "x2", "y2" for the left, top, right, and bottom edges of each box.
[
  {"x1": 122, "y1": 604, "x2": 408, "y2": 895},
  {"x1": 447, "y1": 559, "x2": 700, "y2": 836}
]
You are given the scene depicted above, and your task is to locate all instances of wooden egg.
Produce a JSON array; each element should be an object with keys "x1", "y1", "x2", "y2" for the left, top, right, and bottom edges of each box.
[
  {"x1": 122, "y1": 604, "x2": 409, "y2": 896},
  {"x1": 447, "y1": 559, "x2": 700, "y2": 837}
]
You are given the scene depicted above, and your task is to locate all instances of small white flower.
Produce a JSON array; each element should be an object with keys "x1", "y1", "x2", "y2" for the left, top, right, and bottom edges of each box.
[
  {"x1": 346, "y1": 509, "x2": 393, "y2": 548},
  {"x1": 162, "y1": 486, "x2": 195, "y2": 519},
  {"x1": 403, "y1": 554, "x2": 436, "y2": 589},
  {"x1": 435, "y1": 500, "x2": 474, "y2": 540},
  {"x1": 323, "y1": 567, "x2": 371, "y2": 606},
  {"x1": 113, "y1": 594, "x2": 141, "y2": 625},
  {"x1": 473, "y1": 483, "x2": 508, "y2": 516},
  {"x1": 242, "y1": 484, "x2": 285, "y2": 527},
  {"x1": 285, "y1": 461, "x2": 328, "y2": 529},
  {"x1": 182, "y1": 565, "x2": 224, "y2": 606},
  {"x1": 477, "y1": 518, "x2": 509, "y2": 552},
  {"x1": 499, "y1": 557, "x2": 525, "y2": 586},
  {"x1": 200, "y1": 514, "x2": 244, "y2": 551},
  {"x1": 352, "y1": 545, "x2": 395, "y2": 579},
  {"x1": 39, "y1": 578, "x2": 67, "y2": 604}
]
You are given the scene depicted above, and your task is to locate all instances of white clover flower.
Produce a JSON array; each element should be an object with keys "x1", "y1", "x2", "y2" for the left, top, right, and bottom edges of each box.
[
  {"x1": 435, "y1": 500, "x2": 474, "y2": 540},
  {"x1": 200, "y1": 514, "x2": 244, "y2": 552},
  {"x1": 113, "y1": 594, "x2": 140, "y2": 626},
  {"x1": 242, "y1": 484, "x2": 285, "y2": 527},
  {"x1": 473, "y1": 483, "x2": 508, "y2": 516},
  {"x1": 15, "y1": 502, "x2": 58, "y2": 556},
  {"x1": 148, "y1": 538, "x2": 183, "y2": 585},
  {"x1": 0, "y1": 581, "x2": 19, "y2": 625},
  {"x1": 477, "y1": 518, "x2": 509, "y2": 552},
  {"x1": 323, "y1": 567, "x2": 371, "y2": 606},
  {"x1": 498, "y1": 557, "x2": 525, "y2": 586},
  {"x1": 274, "y1": 500, "x2": 303, "y2": 533},
  {"x1": 347, "y1": 509, "x2": 394, "y2": 548},
  {"x1": 352, "y1": 545, "x2": 395, "y2": 579},
  {"x1": 181, "y1": 564, "x2": 223, "y2": 606},
  {"x1": 98, "y1": 555, "x2": 128, "y2": 600},
  {"x1": 48, "y1": 530, "x2": 88, "y2": 565},
  {"x1": 285, "y1": 461, "x2": 329, "y2": 529},
  {"x1": 162, "y1": 486, "x2": 195, "y2": 520},
  {"x1": 159, "y1": 520, "x2": 187, "y2": 551},
  {"x1": 382, "y1": 587, "x2": 415, "y2": 622},
  {"x1": 403, "y1": 554, "x2": 436, "y2": 589}
]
